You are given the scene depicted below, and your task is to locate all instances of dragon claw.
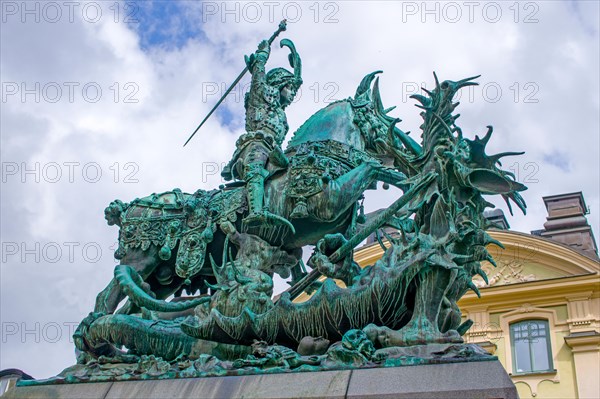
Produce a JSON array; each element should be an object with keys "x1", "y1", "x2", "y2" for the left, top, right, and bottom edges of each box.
[
  {"x1": 476, "y1": 268, "x2": 489, "y2": 285},
  {"x1": 467, "y1": 281, "x2": 481, "y2": 298}
]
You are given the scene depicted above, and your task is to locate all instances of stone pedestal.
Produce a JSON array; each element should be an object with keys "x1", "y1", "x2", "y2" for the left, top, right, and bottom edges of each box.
[{"x1": 3, "y1": 360, "x2": 517, "y2": 399}]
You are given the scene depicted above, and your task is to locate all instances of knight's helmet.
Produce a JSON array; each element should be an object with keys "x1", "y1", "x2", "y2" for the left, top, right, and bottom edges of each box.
[
  {"x1": 267, "y1": 39, "x2": 302, "y2": 91},
  {"x1": 266, "y1": 68, "x2": 296, "y2": 88}
]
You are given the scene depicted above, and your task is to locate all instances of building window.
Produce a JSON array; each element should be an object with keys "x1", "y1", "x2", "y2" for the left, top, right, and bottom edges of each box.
[{"x1": 510, "y1": 320, "x2": 554, "y2": 374}]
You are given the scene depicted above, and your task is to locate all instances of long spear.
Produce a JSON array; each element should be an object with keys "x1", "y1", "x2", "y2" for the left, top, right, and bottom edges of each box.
[{"x1": 183, "y1": 20, "x2": 288, "y2": 147}]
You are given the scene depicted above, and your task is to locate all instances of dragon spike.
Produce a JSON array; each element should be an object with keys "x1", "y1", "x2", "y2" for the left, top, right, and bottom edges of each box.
[
  {"x1": 354, "y1": 70, "x2": 383, "y2": 100},
  {"x1": 209, "y1": 254, "x2": 224, "y2": 286},
  {"x1": 231, "y1": 260, "x2": 252, "y2": 285},
  {"x1": 481, "y1": 125, "x2": 493, "y2": 145},
  {"x1": 433, "y1": 71, "x2": 440, "y2": 89},
  {"x1": 222, "y1": 235, "x2": 230, "y2": 266},
  {"x1": 504, "y1": 170, "x2": 517, "y2": 179},
  {"x1": 373, "y1": 76, "x2": 383, "y2": 101},
  {"x1": 456, "y1": 75, "x2": 481, "y2": 89},
  {"x1": 486, "y1": 254, "x2": 498, "y2": 268},
  {"x1": 410, "y1": 94, "x2": 431, "y2": 107},
  {"x1": 421, "y1": 87, "x2": 434, "y2": 97},
  {"x1": 483, "y1": 232, "x2": 505, "y2": 249},
  {"x1": 467, "y1": 281, "x2": 481, "y2": 298},
  {"x1": 386, "y1": 118, "x2": 401, "y2": 144},
  {"x1": 397, "y1": 222, "x2": 408, "y2": 245},
  {"x1": 516, "y1": 192, "x2": 528, "y2": 214},
  {"x1": 488, "y1": 151, "x2": 525, "y2": 165},
  {"x1": 483, "y1": 200, "x2": 496, "y2": 209},
  {"x1": 476, "y1": 267, "x2": 489, "y2": 285},
  {"x1": 373, "y1": 76, "x2": 383, "y2": 110},
  {"x1": 502, "y1": 194, "x2": 515, "y2": 216},
  {"x1": 503, "y1": 192, "x2": 527, "y2": 216},
  {"x1": 210, "y1": 234, "x2": 233, "y2": 286},
  {"x1": 373, "y1": 77, "x2": 396, "y2": 124},
  {"x1": 393, "y1": 126, "x2": 422, "y2": 156},
  {"x1": 383, "y1": 106, "x2": 397, "y2": 114},
  {"x1": 452, "y1": 254, "x2": 473, "y2": 265}
]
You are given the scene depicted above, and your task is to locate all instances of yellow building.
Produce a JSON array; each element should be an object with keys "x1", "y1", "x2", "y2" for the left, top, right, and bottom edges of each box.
[{"x1": 354, "y1": 192, "x2": 600, "y2": 399}]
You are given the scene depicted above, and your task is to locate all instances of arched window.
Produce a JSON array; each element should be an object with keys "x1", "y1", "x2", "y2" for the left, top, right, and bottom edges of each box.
[{"x1": 510, "y1": 319, "x2": 554, "y2": 374}]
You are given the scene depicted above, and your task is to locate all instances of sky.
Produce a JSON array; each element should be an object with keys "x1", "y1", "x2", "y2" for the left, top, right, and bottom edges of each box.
[{"x1": 1, "y1": 0, "x2": 599, "y2": 379}]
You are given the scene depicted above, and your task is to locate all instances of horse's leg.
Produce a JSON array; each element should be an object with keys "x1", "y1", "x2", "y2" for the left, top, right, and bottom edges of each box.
[
  {"x1": 310, "y1": 162, "x2": 406, "y2": 221},
  {"x1": 94, "y1": 247, "x2": 161, "y2": 314},
  {"x1": 329, "y1": 161, "x2": 406, "y2": 198},
  {"x1": 370, "y1": 165, "x2": 407, "y2": 189},
  {"x1": 94, "y1": 279, "x2": 121, "y2": 314}
]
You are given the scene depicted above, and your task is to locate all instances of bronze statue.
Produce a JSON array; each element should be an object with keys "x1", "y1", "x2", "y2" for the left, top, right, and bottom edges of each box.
[{"x1": 28, "y1": 22, "x2": 529, "y2": 383}]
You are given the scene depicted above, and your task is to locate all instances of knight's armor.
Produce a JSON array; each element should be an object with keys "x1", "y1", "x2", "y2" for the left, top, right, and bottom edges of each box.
[{"x1": 222, "y1": 39, "x2": 302, "y2": 230}]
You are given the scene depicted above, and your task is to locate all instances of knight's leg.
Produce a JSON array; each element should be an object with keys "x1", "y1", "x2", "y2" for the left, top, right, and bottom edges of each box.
[
  {"x1": 242, "y1": 146, "x2": 295, "y2": 232},
  {"x1": 243, "y1": 167, "x2": 295, "y2": 232},
  {"x1": 245, "y1": 165, "x2": 269, "y2": 218},
  {"x1": 241, "y1": 143, "x2": 269, "y2": 220}
]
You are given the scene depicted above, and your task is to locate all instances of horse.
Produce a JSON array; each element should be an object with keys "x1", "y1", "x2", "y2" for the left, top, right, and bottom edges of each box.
[{"x1": 92, "y1": 71, "x2": 411, "y2": 319}]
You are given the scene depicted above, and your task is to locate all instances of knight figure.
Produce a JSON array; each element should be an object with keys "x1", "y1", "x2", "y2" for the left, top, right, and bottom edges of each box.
[{"x1": 221, "y1": 34, "x2": 302, "y2": 231}]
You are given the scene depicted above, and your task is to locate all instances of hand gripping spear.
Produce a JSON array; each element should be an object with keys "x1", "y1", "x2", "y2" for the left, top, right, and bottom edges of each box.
[{"x1": 183, "y1": 20, "x2": 288, "y2": 147}]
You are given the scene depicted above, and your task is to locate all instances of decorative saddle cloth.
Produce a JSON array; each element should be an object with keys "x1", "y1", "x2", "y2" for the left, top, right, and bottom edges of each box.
[{"x1": 109, "y1": 188, "x2": 247, "y2": 281}]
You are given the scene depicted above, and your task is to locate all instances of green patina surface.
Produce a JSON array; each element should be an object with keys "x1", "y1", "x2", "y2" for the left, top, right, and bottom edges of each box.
[{"x1": 27, "y1": 22, "x2": 529, "y2": 384}]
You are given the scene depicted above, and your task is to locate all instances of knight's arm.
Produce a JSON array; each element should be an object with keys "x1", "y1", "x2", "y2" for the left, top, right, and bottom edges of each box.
[{"x1": 246, "y1": 40, "x2": 270, "y2": 99}]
